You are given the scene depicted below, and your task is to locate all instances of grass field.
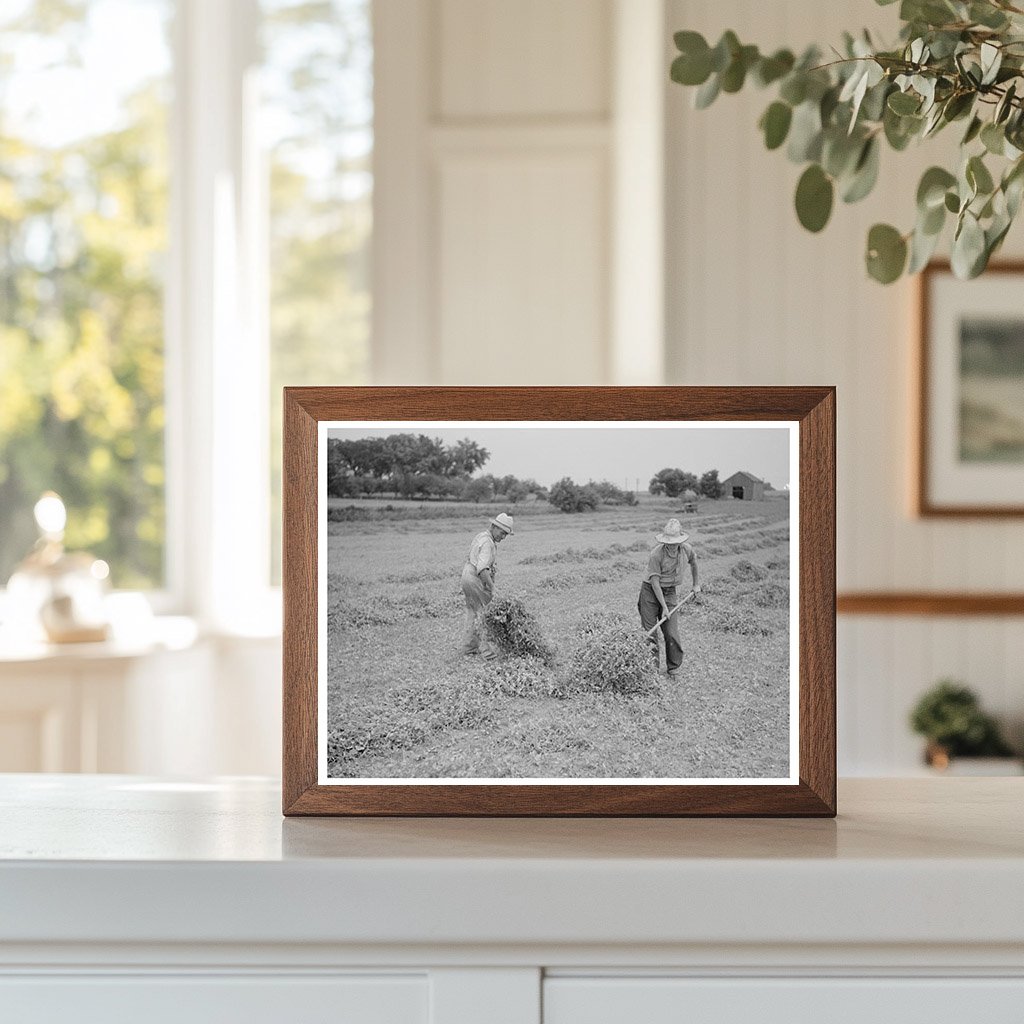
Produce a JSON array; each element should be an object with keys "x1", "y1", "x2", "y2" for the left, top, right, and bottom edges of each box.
[{"x1": 325, "y1": 496, "x2": 792, "y2": 780}]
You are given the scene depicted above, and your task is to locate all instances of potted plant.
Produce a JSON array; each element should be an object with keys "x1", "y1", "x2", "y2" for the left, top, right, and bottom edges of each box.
[
  {"x1": 909, "y1": 679, "x2": 1019, "y2": 772},
  {"x1": 670, "y1": 0, "x2": 1024, "y2": 283}
]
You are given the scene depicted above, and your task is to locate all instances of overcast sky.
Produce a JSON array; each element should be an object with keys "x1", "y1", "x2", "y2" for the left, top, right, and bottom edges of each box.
[{"x1": 327, "y1": 425, "x2": 793, "y2": 489}]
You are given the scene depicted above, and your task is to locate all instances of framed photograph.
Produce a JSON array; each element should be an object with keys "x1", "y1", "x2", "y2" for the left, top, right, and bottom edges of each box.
[
  {"x1": 918, "y1": 261, "x2": 1024, "y2": 516},
  {"x1": 283, "y1": 387, "x2": 835, "y2": 816}
]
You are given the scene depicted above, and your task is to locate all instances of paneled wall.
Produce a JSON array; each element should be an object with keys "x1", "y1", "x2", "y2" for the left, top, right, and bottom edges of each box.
[
  {"x1": 374, "y1": 0, "x2": 618, "y2": 385},
  {"x1": 665, "y1": 0, "x2": 1024, "y2": 772}
]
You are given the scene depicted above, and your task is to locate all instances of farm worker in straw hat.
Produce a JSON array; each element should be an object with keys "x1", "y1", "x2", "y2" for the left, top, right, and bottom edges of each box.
[
  {"x1": 461, "y1": 512, "x2": 514, "y2": 657},
  {"x1": 637, "y1": 518, "x2": 701, "y2": 676}
]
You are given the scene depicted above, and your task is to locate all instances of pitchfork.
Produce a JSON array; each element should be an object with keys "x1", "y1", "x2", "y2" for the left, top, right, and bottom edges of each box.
[{"x1": 644, "y1": 590, "x2": 696, "y2": 637}]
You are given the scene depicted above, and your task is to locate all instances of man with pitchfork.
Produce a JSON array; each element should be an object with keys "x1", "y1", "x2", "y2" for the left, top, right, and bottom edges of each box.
[{"x1": 638, "y1": 518, "x2": 701, "y2": 676}]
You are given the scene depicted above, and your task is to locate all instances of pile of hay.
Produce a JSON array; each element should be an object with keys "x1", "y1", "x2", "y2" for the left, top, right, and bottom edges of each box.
[
  {"x1": 730, "y1": 558, "x2": 768, "y2": 583},
  {"x1": 753, "y1": 581, "x2": 788, "y2": 608},
  {"x1": 567, "y1": 613, "x2": 659, "y2": 696},
  {"x1": 483, "y1": 596, "x2": 556, "y2": 664}
]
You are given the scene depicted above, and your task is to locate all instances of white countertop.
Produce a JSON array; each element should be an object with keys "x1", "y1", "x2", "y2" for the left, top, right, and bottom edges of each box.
[{"x1": 2, "y1": 776, "x2": 1023, "y2": 950}]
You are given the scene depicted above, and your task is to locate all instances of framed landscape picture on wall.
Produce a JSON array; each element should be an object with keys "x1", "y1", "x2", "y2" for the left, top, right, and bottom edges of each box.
[
  {"x1": 918, "y1": 262, "x2": 1024, "y2": 516},
  {"x1": 282, "y1": 387, "x2": 836, "y2": 817}
]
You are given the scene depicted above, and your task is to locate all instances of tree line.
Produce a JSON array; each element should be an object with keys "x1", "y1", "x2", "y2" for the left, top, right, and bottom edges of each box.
[
  {"x1": 327, "y1": 435, "x2": 551, "y2": 502},
  {"x1": 327, "y1": 435, "x2": 736, "y2": 508},
  {"x1": 649, "y1": 468, "x2": 725, "y2": 499},
  {"x1": 327, "y1": 435, "x2": 642, "y2": 509}
]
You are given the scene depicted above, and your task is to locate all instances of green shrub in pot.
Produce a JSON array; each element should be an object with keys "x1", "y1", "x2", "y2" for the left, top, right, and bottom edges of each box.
[{"x1": 909, "y1": 679, "x2": 1015, "y2": 765}]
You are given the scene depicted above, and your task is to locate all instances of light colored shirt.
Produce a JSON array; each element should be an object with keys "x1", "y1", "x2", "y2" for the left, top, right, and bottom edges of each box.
[
  {"x1": 468, "y1": 530, "x2": 497, "y2": 574},
  {"x1": 644, "y1": 542, "x2": 695, "y2": 587}
]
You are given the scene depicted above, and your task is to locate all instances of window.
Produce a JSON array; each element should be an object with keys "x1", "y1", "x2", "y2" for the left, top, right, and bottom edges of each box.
[
  {"x1": 0, "y1": 0, "x2": 373, "y2": 620},
  {"x1": 0, "y1": 0, "x2": 173, "y2": 589}
]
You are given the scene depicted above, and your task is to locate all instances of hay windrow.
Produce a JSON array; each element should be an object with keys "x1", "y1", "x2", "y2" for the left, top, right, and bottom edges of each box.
[
  {"x1": 327, "y1": 679, "x2": 496, "y2": 771},
  {"x1": 707, "y1": 605, "x2": 772, "y2": 636}
]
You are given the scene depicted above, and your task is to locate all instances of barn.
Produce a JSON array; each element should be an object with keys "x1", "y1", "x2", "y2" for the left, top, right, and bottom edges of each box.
[{"x1": 721, "y1": 470, "x2": 765, "y2": 501}]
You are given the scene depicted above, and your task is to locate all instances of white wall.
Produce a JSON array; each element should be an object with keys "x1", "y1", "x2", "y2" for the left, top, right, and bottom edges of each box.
[
  {"x1": 665, "y1": 0, "x2": 1024, "y2": 772},
  {"x1": 373, "y1": 0, "x2": 665, "y2": 386}
]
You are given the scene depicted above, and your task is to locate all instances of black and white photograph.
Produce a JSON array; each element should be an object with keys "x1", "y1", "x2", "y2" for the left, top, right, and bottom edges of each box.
[{"x1": 319, "y1": 421, "x2": 797, "y2": 784}]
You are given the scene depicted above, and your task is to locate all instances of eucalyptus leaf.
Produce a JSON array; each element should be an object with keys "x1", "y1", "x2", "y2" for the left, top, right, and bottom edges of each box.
[
  {"x1": 970, "y1": 2, "x2": 1009, "y2": 30},
  {"x1": 822, "y1": 129, "x2": 863, "y2": 178},
  {"x1": 694, "y1": 73, "x2": 721, "y2": 109},
  {"x1": 917, "y1": 166, "x2": 957, "y2": 210},
  {"x1": 942, "y1": 92, "x2": 974, "y2": 122},
  {"x1": 951, "y1": 212, "x2": 986, "y2": 278},
  {"x1": 944, "y1": 190, "x2": 961, "y2": 213},
  {"x1": 888, "y1": 91, "x2": 921, "y2": 115},
  {"x1": 884, "y1": 106, "x2": 922, "y2": 150},
  {"x1": 842, "y1": 137, "x2": 880, "y2": 203},
  {"x1": 996, "y1": 82, "x2": 1017, "y2": 124},
  {"x1": 980, "y1": 42, "x2": 1003, "y2": 86},
  {"x1": 921, "y1": 199, "x2": 946, "y2": 235},
  {"x1": 795, "y1": 164, "x2": 834, "y2": 232},
  {"x1": 861, "y1": 80, "x2": 892, "y2": 122},
  {"x1": 721, "y1": 44, "x2": 759, "y2": 93},
  {"x1": 760, "y1": 101, "x2": 793, "y2": 150},
  {"x1": 710, "y1": 31, "x2": 740, "y2": 73},
  {"x1": 962, "y1": 115, "x2": 983, "y2": 145},
  {"x1": 866, "y1": 223, "x2": 908, "y2": 283},
  {"x1": 908, "y1": 221, "x2": 942, "y2": 273},
  {"x1": 967, "y1": 154, "x2": 995, "y2": 195},
  {"x1": 787, "y1": 101, "x2": 823, "y2": 162},
  {"x1": 754, "y1": 49, "x2": 795, "y2": 87},
  {"x1": 779, "y1": 74, "x2": 807, "y2": 106},
  {"x1": 981, "y1": 122, "x2": 1005, "y2": 155}
]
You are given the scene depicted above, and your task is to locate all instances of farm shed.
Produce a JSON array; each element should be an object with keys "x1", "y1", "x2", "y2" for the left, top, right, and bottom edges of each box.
[{"x1": 722, "y1": 470, "x2": 765, "y2": 501}]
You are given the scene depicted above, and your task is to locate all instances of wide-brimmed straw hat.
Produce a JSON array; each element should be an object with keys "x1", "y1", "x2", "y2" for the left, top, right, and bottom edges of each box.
[
  {"x1": 490, "y1": 512, "x2": 514, "y2": 535},
  {"x1": 656, "y1": 518, "x2": 688, "y2": 545}
]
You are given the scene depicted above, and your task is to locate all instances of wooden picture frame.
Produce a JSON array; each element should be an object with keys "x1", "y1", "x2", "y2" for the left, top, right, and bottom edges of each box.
[
  {"x1": 917, "y1": 260, "x2": 1024, "y2": 517},
  {"x1": 283, "y1": 387, "x2": 836, "y2": 817}
]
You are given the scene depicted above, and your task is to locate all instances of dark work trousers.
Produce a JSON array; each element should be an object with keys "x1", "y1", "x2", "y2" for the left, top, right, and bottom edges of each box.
[{"x1": 637, "y1": 581, "x2": 683, "y2": 672}]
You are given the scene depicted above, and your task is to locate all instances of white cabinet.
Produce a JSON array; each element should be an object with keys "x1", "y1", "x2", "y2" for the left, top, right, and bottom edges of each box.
[
  {"x1": 2, "y1": 777, "x2": 1023, "y2": 1023},
  {"x1": 544, "y1": 978, "x2": 1024, "y2": 1024},
  {"x1": 1, "y1": 975, "x2": 428, "y2": 1024}
]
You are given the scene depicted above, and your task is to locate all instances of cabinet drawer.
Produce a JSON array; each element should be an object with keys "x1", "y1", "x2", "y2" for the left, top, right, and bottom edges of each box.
[
  {"x1": 544, "y1": 977, "x2": 1024, "y2": 1024},
  {"x1": 0, "y1": 974, "x2": 427, "y2": 1024}
]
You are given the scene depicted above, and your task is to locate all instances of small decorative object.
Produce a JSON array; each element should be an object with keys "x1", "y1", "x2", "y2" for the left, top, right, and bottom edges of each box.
[
  {"x1": 282, "y1": 386, "x2": 836, "y2": 817},
  {"x1": 910, "y1": 679, "x2": 1016, "y2": 769},
  {"x1": 670, "y1": 1, "x2": 1024, "y2": 283},
  {"x1": 6, "y1": 492, "x2": 111, "y2": 644},
  {"x1": 917, "y1": 261, "x2": 1024, "y2": 515}
]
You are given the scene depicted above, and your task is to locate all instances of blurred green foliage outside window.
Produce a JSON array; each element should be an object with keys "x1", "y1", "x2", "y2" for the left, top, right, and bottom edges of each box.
[{"x1": 0, "y1": 0, "x2": 171, "y2": 589}]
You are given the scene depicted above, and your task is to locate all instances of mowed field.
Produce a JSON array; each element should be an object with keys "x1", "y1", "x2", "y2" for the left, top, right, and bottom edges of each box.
[{"x1": 325, "y1": 496, "x2": 792, "y2": 780}]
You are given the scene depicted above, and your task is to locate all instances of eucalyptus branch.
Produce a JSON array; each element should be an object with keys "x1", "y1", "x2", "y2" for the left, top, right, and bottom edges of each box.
[{"x1": 670, "y1": 0, "x2": 1024, "y2": 283}]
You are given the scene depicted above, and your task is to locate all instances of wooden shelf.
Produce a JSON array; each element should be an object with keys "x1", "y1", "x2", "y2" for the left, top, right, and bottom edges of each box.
[{"x1": 837, "y1": 593, "x2": 1024, "y2": 616}]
